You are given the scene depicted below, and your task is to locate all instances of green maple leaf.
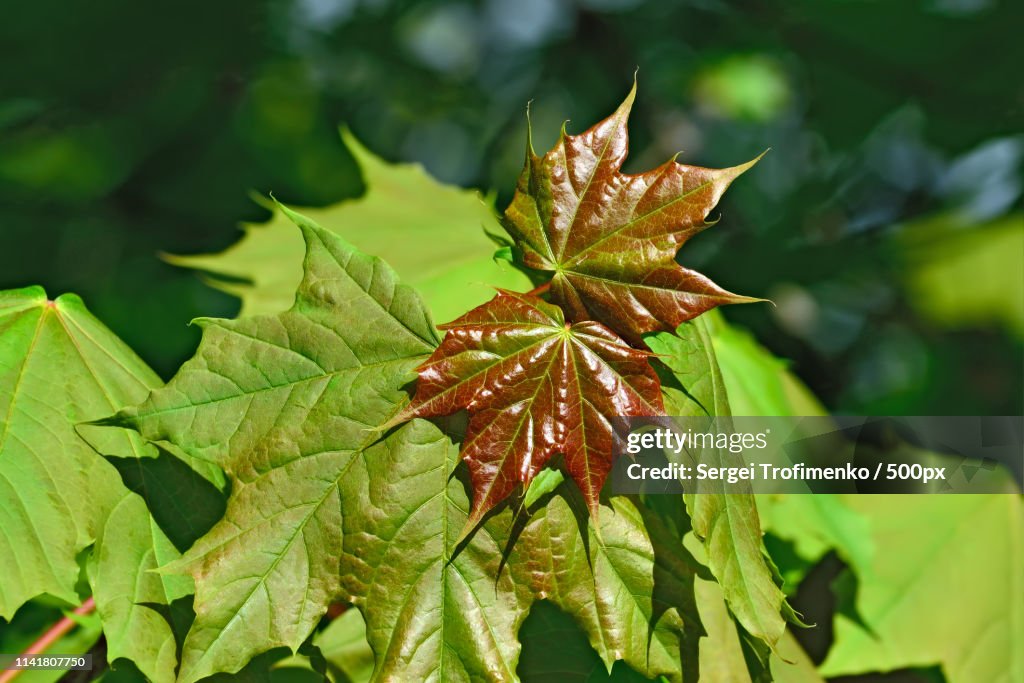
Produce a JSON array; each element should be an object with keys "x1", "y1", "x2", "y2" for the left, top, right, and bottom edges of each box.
[
  {"x1": 701, "y1": 310, "x2": 825, "y2": 418},
  {"x1": 343, "y1": 418, "x2": 705, "y2": 682},
  {"x1": 0, "y1": 287, "x2": 192, "y2": 683},
  {"x1": 99, "y1": 207, "x2": 438, "y2": 682},
  {"x1": 395, "y1": 289, "x2": 664, "y2": 529},
  {"x1": 337, "y1": 419, "x2": 528, "y2": 682},
  {"x1": 502, "y1": 83, "x2": 761, "y2": 342},
  {"x1": 819, "y1": 494, "x2": 1023, "y2": 683},
  {"x1": 509, "y1": 486, "x2": 705, "y2": 682},
  {"x1": 704, "y1": 311, "x2": 1022, "y2": 681},
  {"x1": 86, "y1": 440, "x2": 229, "y2": 683},
  {"x1": 646, "y1": 319, "x2": 791, "y2": 650},
  {"x1": 167, "y1": 129, "x2": 529, "y2": 322},
  {"x1": 0, "y1": 287, "x2": 159, "y2": 618},
  {"x1": 102, "y1": 210, "x2": 710, "y2": 682}
]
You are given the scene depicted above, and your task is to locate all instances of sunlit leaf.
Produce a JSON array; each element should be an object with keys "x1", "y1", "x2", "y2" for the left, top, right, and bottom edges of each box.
[
  {"x1": 100, "y1": 208, "x2": 438, "y2": 682},
  {"x1": 702, "y1": 311, "x2": 825, "y2": 418},
  {"x1": 645, "y1": 318, "x2": 791, "y2": 649},
  {"x1": 102, "y1": 211, "x2": 713, "y2": 682},
  {"x1": 0, "y1": 287, "x2": 159, "y2": 618},
  {"x1": 88, "y1": 493, "x2": 191, "y2": 683},
  {"x1": 396, "y1": 289, "x2": 664, "y2": 527},
  {"x1": 502, "y1": 83, "x2": 760, "y2": 342},
  {"x1": 820, "y1": 495, "x2": 1023, "y2": 683}
]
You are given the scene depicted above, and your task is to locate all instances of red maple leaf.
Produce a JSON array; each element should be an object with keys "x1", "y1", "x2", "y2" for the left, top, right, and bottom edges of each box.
[{"x1": 397, "y1": 290, "x2": 663, "y2": 531}]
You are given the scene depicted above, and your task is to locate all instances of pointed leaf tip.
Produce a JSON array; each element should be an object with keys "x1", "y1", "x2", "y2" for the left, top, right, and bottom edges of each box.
[
  {"x1": 501, "y1": 82, "x2": 763, "y2": 341},
  {"x1": 726, "y1": 149, "x2": 769, "y2": 179},
  {"x1": 622, "y1": 75, "x2": 638, "y2": 110}
]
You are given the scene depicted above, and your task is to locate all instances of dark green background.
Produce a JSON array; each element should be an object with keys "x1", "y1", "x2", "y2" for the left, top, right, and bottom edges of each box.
[{"x1": 2, "y1": 0, "x2": 1021, "y2": 415}]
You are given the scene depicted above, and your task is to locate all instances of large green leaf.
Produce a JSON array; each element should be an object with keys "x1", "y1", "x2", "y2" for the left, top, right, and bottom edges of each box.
[
  {"x1": 306, "y1": 410, "x2": 703, "y2": 683},
  {"x1": 700, "y1": 312, "x2": 869, "y2": 595},
  {"x1": 820, "y1": 494, "x2": 1024, "y2": 683},
  {"x1": 0, "y1": 287, "x2": 160, "y2": 619},
  {"x1": 756, "y1": 492, "x2": 873, "y2": 593},
  {"x1": 338, "y1": 418, "x2": 528, "y2": 682},
  {"x1": 510, "y1": 487, "x2": 704, "y2": 682},
  {"x1": 685, "y1": 533, "x2": 823, "y2": 683},
  {"x1": 646, "y1": 317, "x2": 731, "y2": 418},
  {"x1": 341, "y1": 416, "x2": 704, "y2": 682},
  {"x1": 104, "y1": 211, "x2": 712, "y2": 682},
  {"x1": 167, "y1": 130, "x2": 530, "y2": 322},
  {"x1": 0, "y1": 287, "x2": 188, "y2": 682},
  {"x1": 706, "y1": 312, "x2": 1023, "y2": 681},
  {"x1": 86, "y1": 439, "x2": 230, "y2": 683},
  {"x1": 100, "y1": 207, "x2": 438, "y2": 683},
  {"x1": 645, "y1": 318, "x2": 790, "y2": 650}
]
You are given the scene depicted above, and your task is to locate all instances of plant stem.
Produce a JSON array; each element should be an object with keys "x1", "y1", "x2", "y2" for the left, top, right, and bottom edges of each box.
[
  {"x1": 325, "y1": 601, "x2": 350, "y2": 620},
  {"x1": 526, "y1": 281, "x2": 551, "y2": 296},
  {"x1": 0, "y1": 598, "x2": 96, "y2": 683}
]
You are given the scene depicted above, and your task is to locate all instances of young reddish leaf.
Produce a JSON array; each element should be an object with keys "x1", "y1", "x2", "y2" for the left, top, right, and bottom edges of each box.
[
  {"x1": 398, "y1": 289, "x2": 664, "y2": 529},
  {"x1": 503, "y1": 82, "x2": 762, "y2": 342}
]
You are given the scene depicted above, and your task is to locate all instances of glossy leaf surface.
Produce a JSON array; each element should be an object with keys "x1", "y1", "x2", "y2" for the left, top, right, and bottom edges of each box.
[
  {"x1": 339, "y1": 419, "x2": 527, "y2": 682},
  {"x1": 502, "y1": 84, "x2": 759, "y2": 341},
  {"x1": 344, "y1": 419, "x2": 705, "y2": 682},
  {"x1": 398, "y1": 289, "x2": 664, "y2": 527}
]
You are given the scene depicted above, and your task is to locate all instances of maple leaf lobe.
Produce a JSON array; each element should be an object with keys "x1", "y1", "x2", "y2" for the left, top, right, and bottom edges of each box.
[
  {"x1": 401, "y1": 289, "x2": 664, "y2": 531},
  {"x1": 503, "y1": 82, "x2": 763, "y2": 342}
]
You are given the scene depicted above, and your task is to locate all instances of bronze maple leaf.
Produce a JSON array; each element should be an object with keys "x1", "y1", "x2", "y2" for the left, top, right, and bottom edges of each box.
[
  {"x1": 396, "y1": 289, "x2": 664, "y2": 532},
  {"x1": 502, "y1": 82, "x2": 762, "y2": 343}
]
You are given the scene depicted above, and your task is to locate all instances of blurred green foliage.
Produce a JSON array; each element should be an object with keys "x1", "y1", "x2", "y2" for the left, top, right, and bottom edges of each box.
[{"x1": 1, "y1": 0, "x2": 1021, "y2": 415}]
